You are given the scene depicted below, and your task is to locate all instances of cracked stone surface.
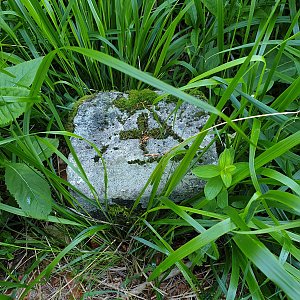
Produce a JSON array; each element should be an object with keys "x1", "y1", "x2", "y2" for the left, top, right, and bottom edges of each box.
[{"x1": 67, "y1": 91, "x2": 217, "y2": 213}]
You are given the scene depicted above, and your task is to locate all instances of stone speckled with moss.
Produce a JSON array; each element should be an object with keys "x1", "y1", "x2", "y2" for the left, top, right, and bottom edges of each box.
[{"x1": 67, "y1": 91, "x2": 217, "y2": 213}]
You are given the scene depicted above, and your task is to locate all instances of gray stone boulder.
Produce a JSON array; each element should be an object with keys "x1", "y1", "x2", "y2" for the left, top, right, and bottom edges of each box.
[{"x1": 67, "y1": 91, "x2": 217, "y2": 213}]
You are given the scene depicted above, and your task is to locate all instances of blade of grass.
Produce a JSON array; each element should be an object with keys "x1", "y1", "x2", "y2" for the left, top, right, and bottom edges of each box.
[
  {"x1": 234, "y1": 234, "x2": 300, "y2": 299},
  {"x1": 232, "y1": 130, "x2": 300, "y2": 185},
  {"x1": 249, "y1": 119, "x2": 261, "y2": 192},
  {"x1": 226, "y1": 245, "x2": 239, "y2": 300},
  {"x1": 148, "y1": 218, "x2": 236, "y2": 281}
]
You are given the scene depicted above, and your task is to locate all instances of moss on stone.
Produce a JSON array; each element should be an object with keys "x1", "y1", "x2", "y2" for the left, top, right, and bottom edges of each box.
[
  {"x1": 65, "y1": 94, "x2": 96, "y2": 132},
  {"x1": 108, "y1": 203, "x2": 130, "y2": 218},
  {"x1": 113, "y1": 89, "x2": 158, "y2": 113},
  {"x1": 119, "y1": 129, "x2": 140, "y2": 140},
  {"x1": 127, "y1": 157, "x2": 161, "y2": 165},
  {"x1": 101, "y1": 145, "x2": 109, "y2": 154},
  {"x1": 137, "y1": 113, "x2": 148, "y2": 133},
  {"x1": 171, "y1": 152, "x2": 186, "y2": 162}
]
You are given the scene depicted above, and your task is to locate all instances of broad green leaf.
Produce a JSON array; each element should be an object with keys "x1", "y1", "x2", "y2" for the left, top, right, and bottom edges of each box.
[
  {"x1": 219, "y1": 148, "x2": 235, "y2": 169},
  {"x1": 225, "y1": 165, "x2": 236, "y2": 173},
  {"x1": 5, "y1": 163, "x2": 52, "y2": 219},
  {"x1": 220, "y1": 170, "x2": 232, "y2": 188},
  {"x1": 0, "y1": 57, "x2": 43, "y2": 87},
  {"x1": 0, "y1": 87, "x2": 28, "y2": 126},
  {"x1": 0, "y1": 58, "x2": 44, "y2": 126},
  {"x1": 234, "y1": 234, "x2": 300, "y2": 299},
  {"x1": 192, "y1": 165, "x2": 220, "y2": 179},
  {"x1": 204, "y1": 176, "x2": 223, "y2": 200}
]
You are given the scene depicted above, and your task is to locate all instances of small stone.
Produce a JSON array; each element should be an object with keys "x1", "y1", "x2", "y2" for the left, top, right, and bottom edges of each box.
[{"x1": 67, "y1": 91, "x2": 217, "y2": 214}]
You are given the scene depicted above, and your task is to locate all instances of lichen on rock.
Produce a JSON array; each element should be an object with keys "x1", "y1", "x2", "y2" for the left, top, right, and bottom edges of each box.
[{"x1": 67, "y1": 90, "x2": 217, "y2": 214}]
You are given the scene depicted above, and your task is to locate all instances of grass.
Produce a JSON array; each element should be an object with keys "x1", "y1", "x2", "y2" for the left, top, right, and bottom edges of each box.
[{"x1": 1, "y1": 0, "x2": 300, "y2": 299}]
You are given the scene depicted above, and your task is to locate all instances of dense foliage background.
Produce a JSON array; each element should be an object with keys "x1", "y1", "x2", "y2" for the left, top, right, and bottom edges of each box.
[{"x1": 1, "y1": 0, "x2": 300, "y2": 299}]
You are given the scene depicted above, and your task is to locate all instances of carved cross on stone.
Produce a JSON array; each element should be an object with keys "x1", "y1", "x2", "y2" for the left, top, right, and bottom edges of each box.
[{"x1": 119, "y1": 112, "x2": 169, "y2": 155}]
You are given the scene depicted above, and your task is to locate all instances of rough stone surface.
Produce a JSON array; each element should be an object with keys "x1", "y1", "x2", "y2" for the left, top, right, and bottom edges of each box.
[{"x1": 67, "y1": 91, "x2": 217, "y2": 213}]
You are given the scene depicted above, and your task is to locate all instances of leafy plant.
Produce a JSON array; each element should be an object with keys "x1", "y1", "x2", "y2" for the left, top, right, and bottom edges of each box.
[
  {"x1": 4, "y1": 163, "x2": 53, "y2": 220},
  {"x1": 0, "y1": 58, "x2": 43, "y2": 126},
  {"x1": 0, "y1": 58, "x2": 57, "y2": 219},
  {"x1": 192, "y1": 148, "x2": 236, "y2": 207}
]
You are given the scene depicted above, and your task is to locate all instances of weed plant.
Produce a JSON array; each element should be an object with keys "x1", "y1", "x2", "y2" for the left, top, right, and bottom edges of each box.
[{"x1": 0, "y1": 0, "x2": 300, "y2": 299}]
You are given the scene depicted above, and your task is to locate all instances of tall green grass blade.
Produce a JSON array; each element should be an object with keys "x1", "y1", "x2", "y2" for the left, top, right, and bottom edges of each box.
[
  {"x1": 226, "y1": 245, "x2": 239, "y2": 300},
  {"x1": 216, "y1": 0, "x2": 224, "y2": 63},
  {"x1": 236, "y1": 249, "x2": 264, "y2": 300},
  {"x1": 233, "y1": 130, "x2": 300, "y2": 184},
  {"x1": 236, "y1": 220, "x2": 300, "y2": 235},
  {"x1": 163, "y1": 0, "x2": 282, "y2": 197},
  {"x1": 259, "y1": 168, "x2": 300, "y2": 196},
  {"x1": 234, "y1": 234, "x2": 300, "y2": 299},
  {"x1": 249, "y1": 119, "x2": 261, "y2": 192},
  {"x1": 189, "y1": 56, "x2": 265, "y2": 83},
  {"x1": 262, "y1": 190, "x2": 300, "y2": 214},
  {"x1": 148, "y1": 218, "x2": 236, "y2": 281},
  {"x1": 143, "y1": 220, "x2": 199, "y2": 294},
  {"x1": 64, "y1": 47, "x2": 218, "y2": 114}
]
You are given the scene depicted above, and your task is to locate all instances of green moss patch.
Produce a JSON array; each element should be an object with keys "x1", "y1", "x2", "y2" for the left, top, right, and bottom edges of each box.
[{"x1": 114, "y1": 89, "x2": 158, "y2": 113}]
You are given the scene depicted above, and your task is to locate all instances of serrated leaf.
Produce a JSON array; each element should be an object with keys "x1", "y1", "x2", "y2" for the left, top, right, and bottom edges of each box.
[
  {"x1": 0, "y1": 57, "x2": 43, "y2": 87},
  {"x1": 5, "y1": 163, "x2": 52, "y2": 219},
  {"x1": 0, "y1": 87, "x2": 29, "y2": 126},
  {"x1": 0, "y1": 58, "x2": 43, "y2": 126},
  {"x1": 192, "y1": 165, "x2": 220, "y2": 179},
  {"x1": 204, "y1": 176, "x2": 223, "y2": 200}
]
